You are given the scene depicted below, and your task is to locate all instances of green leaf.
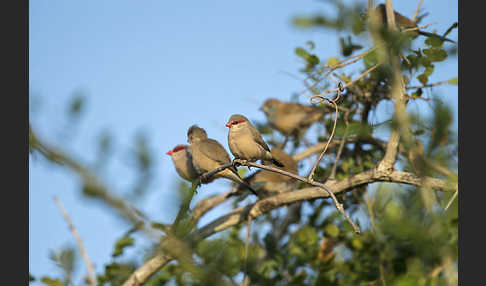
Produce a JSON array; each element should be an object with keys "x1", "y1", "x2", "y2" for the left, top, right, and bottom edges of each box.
[
  {"x1": 325, "y1": 224, "x2": 340, "y2": 238},
  {"x1": 327, "y1": 57, "x2": 340, "y2": 68},
  {"x1": 289, "y1": 226, "x2": 319, "y2": 260},
  {"x1": 307, "y1": 54, "x2": 320, "y2": 66},
  {"x1": 112, "y1": 236, "x2": 135, "y2": 257},
  {"x1": 351, "y1": 238, "x2": 363, "y2": 250},
  {"x1": 29, "y1": 273, "x2": 35, "y2": 282},
  {"x1": 293, "y1": 17, "x2": 315, "y2": 28},
  {"x1": 363, "y1": 50, "x2": 377, "y2": 67},
  {"x1": 448, "y1": 77, "x2": 458, "y2": 85},
  {"x1": 40, "y1": 277, "x2": 65, "y2": 286},
  {"x1": 423, "y1": 48, "x2": 448, "y2": 62},
  {"x1": 417, "y1": 74, "x2": 428, "y2": 85},
  {"x1": 305, "y1": 41, "x2": 316, "y2": 50},
  {"x1": 295, "y1": 47, "x2": 310, "y2": 59},
  {"x1": 424, "y1": 64, "x2": 435, "y2": 77},
  {"x1": 425, "y1": 36, "x2": 444, "y2": 48},
  {"x1": 68, "y1": 90, "x2": 87, "y2": 118}
]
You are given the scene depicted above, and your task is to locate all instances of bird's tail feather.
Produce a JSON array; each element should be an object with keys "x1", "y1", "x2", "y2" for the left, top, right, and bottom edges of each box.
[
  {"x1": 264, "y1": 151, "x2": 285, "y2": 168},
  {"x1": 225, "y1": 169, "x2": 258, "y2": 196},
  {"x1": 271, "y1": 158, "x2": 285, "y2": 168}
]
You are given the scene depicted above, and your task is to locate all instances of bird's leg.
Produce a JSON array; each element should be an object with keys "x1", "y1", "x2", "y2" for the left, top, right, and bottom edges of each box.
[
  {"x1": 198, "y1": 173, "x2": 211, "y2": 184},
  {"x1": 232, "y1": 158, "x2": 248, "y2": 168}
]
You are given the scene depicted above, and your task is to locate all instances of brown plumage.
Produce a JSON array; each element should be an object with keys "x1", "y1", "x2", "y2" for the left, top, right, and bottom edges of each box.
[
  {"x1": 166, "y1": 144, "x2": 199, "y2": 182},
  {"x1": 226, "y1": 114, "x2": 284, "y2": 167},
  {"x1": 260, "y1": 98, "x2": 325, "y2": 139},
  {"x1": 373, "y1": 4, "x2": 455, "y2": 43},
  {"x1": 243, "y1": 148, "x2": 299, "y2": 198},
  {"x1": 186, "y1": 125, "x2": 257, "y2": 195}
]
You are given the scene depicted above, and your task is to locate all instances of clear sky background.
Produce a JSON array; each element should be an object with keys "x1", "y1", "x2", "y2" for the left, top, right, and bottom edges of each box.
[{"x1": 29, "y1": 0, "x2": 457, "y2": 284}]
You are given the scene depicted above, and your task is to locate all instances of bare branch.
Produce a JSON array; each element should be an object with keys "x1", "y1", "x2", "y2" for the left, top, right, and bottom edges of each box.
[
  {"x1": 191, "y1": 188, "x2": 239, "y2": 222},
  {"x1": 31, "y1": 126, "x2": 154, "y2": 235},
  {"x1": 377, "y1": 0, "x2": 414, "y2": 173},
  {"x1": 314, "y1": 64, "x2": 379, "y2": 98},
  {"x1": 125, "y1": 166, "x2": 456, "y2": 285},
  {"x1": 412, "y1": 0, "x2": 424, "y2": 22},
  {"x1": 329, "y1": 110, "x2": 351, "y2": 181},
  {"x1": 406, "y1": 78, "x2": 457, "y2": 90},
  {"x1": 54, "y1": 197, "x2": 97, "y2": 286},
  {"x1": 292, "y1": 137, "x2": 386, "y2": 161},
  {"x1": 233, "y1": 159, "x2": 361, "y2": 234},
  {"x1": 195, "y1": 168, "x2": 456, "y2": 241},
  {"x1": 121, "y1": 255, "x2": 173, "y2": 286},
  {"x1": 307, "y1": 96, "x2": 340, "y2": 182},
  {"x1": 385, "y1": 0, "x2": 397, "y2": 28},
  {"x1": 444, "y1": 189, "x2": 458, "y2": 211}
]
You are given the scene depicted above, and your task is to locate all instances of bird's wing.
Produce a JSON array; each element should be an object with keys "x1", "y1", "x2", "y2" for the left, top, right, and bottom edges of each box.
[
  {"x1": 248, "y1": 124, "x2": 271, "y2": 152},
  {"x1": 199, "y1": 139, "x2": 232, "y2": 165}
]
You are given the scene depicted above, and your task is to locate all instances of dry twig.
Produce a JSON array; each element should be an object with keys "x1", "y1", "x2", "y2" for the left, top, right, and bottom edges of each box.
[
  {"x1": 412, "y1": 0, "x2": 423, "y2": 22},
  {"x1": 444, "y1": 189, "x2": 458, "y2": 211},
  {"x1": 54, "y1": 197, "x2": 97, "y2": 286}
]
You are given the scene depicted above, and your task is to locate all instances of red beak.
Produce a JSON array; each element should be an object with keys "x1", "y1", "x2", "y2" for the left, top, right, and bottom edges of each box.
[
  {"x1": 166, "y1": 150, "x2": 173, "y2": 155},
  {"x1": 225, "y1": 122, "x2": 232, "y2": 127}
]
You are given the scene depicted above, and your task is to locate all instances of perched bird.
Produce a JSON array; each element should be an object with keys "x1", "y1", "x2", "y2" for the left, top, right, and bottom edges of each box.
[
  {"x1": 226, "y1": 114, "x2": 285, "y2": 167},
  {"x1": 242, "y1": 148, "x2": 299, "y2": 198},
  {"x1": 166, "y1": 144, "x2": 199, "y2": 182},
  {"x1": 186, "y1": 125, "x2": 257, "y2": 195},
  {"x1": 372, "y1": 4, "x2": 455, "y2": 43},
  {"x1": 260, "y1": 98, "x2": 325, "y2": 143}
]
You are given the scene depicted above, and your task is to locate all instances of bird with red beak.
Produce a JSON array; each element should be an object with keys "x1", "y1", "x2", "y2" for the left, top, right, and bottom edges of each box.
[
  {"x1": 186, "y1": 124, "x2": 257, "y2": 195},
  {"x1": 166, "y1": 144, "x2": 199, "y2": 182},
  {"x1": 226, "y1": 114, "x2": 284, "y2": 167}
]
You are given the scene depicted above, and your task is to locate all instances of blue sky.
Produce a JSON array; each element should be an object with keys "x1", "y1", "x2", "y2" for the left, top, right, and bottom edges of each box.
[{"x1": 29, "y1": 0, "x2": 457, "y2": 284}]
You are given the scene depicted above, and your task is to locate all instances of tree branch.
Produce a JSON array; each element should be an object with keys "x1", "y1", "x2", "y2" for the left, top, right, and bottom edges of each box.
[
  {"x1": 54, "y1": 197, "x2": 97, "y2": 286},
  {"x1": 30, "y1": 125, "x2": 161, "y2": 240},
  {"x1": 307, "y1": 92, "x2": 341, "y2": 182},
  {"x1": 121, "y1": 255, "x2": 173, "y2": 286},
  {"x1": 412, "y1": 0, "x2": 423, "y2": 22},
  {"x1": 233, "y1": 159, "x2": 361, "y2": 234},
  {"x1": 194, "y1": 168, "x2": 456, "y2": 240},
  {"x1": 125, "y1": 165, "x2": 456, "y2": 285}
]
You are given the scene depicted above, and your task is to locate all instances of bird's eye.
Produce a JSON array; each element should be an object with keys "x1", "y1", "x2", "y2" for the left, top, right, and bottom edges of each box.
[{"x1": 232, "y1": 121, "x2": 238, "y2": 125}]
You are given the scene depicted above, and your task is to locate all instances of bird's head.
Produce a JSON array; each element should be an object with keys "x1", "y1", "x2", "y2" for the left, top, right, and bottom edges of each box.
[
  {"x1": 260, "y1": 98, "x2": 281, "y2": 116},
  {"x1": 166, "y1": 144, "x2": 188, "y2": 156},
  {"x1": 225, "y1": 114, "x2": 249, "y2": 128},
  {"x1": 187, "y1": 125, "x2": 208, "y2": 143}
]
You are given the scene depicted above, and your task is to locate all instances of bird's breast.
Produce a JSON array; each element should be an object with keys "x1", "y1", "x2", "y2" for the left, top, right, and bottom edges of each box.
[{"x1": 229, "y1": 128, "x2": 264, "y2": 160}]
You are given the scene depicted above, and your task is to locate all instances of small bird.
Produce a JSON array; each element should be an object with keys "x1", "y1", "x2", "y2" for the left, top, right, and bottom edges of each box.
[
  {"x1": 260, "y1": 98, "x2": 325, "y2": 142},
  {"x1": 372, "y1": 4, "x2": 455, "y2": 43},
  {"x1": 226, "y1": 114, "x2": 285, "y2": 167},
  {"x1": 243, "y1": 148, "x2": 299, "y2": 198},
  {"x1": 166, "y1": 144, "x2": 199, "y2": 182},
  {"x1": 186, "y1": 125, "x2": 257, "y2": 195}
]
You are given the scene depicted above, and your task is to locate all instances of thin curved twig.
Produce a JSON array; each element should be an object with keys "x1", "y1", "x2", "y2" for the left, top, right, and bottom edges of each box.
[
  {"x1": 307, "y1": 82, "x2": 343, "y2": 182},
  {"x1": 329, "y1": 110, "x2": 350, "y2": 181},
  {"x1": 233, "y1": 159, "x2": 361, "y2": 234}
]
